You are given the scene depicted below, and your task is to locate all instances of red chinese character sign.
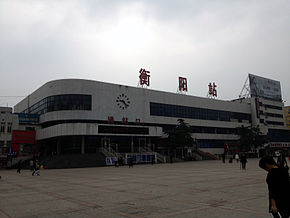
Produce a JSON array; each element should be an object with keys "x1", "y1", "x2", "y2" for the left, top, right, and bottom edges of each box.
[
  {"x1": 207, "y1": 82, "x2": 217, "y2": 98},
  {"x1": 139, "y1": 68, "x2": 150, "y2": 87},
  {"x1": 179, "y1": 77, "x2": 188, "y2": 92},
  {"x1": 122, "y1": 117, "x2": 128, "y2": 124},
  {"x1": 108, "y1": 116, "x2": 114, "y2": 124}
]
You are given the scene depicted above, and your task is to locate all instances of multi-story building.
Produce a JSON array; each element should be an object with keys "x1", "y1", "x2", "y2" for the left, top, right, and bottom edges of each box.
[
  {"x1": 12, "y1": 74, "x2": 290, "y2": 163},
  {"x1": 0, "y1": 107, "x2": 18, "y2": 148},
  {"x1": 285, "y1": 106, "x2": 290, "y2": 129}
]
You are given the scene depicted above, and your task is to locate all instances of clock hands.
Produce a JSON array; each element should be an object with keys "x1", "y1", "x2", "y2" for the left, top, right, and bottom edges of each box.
[
  {"x1": 120, "y1": 100, "x2": 129, "y2": 107},
  {"x1": 116, "y1": 94, "x2": 130, "y2": 109}
]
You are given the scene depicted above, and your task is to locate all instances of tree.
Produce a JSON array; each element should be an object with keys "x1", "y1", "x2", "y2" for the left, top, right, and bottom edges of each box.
[
  {"x1": 166, "y1": 119, "x2": 196, "y2": 157},
  {"x1": 236, "y1": 125, "x2": 266, "y2": 152}
]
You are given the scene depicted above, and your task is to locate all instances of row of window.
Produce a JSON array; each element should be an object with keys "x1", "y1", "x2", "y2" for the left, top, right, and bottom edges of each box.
[
  {"x1": 150, "y1": 102, "x2": 252, "y2": 123},
  {"x1": 268, "y1": 129, "x2": 290, "y2": 142},
  {"x1": 0, "y1": 122, "x2": 12, "y2": 133},
  {"x1": 22, "y1": 94, "x2": 92, "y2": 115},
  {"x1": 191, "y1": 126, "x2": 238, "y2": 134},
  {"x1": 260, "y1": 103, "x2": 283, "y2": 111},
  {"x1": 0, "y1": 141, "x2": 11, "y2": 146},
  {"x1": 98, "y1": 126, "x2": 149, "y2": 135},
  {"x1": 264, "y1": 112, "x2": 284, "y2": 118},
  {"x1": 265, "y1": 121, "x2": 284, "y2": 126}
]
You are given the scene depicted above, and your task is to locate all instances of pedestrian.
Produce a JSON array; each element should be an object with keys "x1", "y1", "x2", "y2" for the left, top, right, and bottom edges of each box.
[
  {"x1": 115, "y1": 157, "x2": 119, "y2": 167},
  {"x1": 235, "y1": 153, "x2": 239, "y2": 163},
  {"x1": 259, "y1": 156, "x2": 290, "y2": 218},
  {"x1": 32, "y1": 160, "x2": 40, "y2": 176},
  {"x1": 17, "y1": 160, "x2": 22, "y2": 174},
  {"x1": 277, "y1": 152, "x2": 289, "y2": 170},
  {"x1": 222, "y1": 153, "x2": 225, "y2": 163},
  {"x1": 119, "y1": 156, "x2": 124, "y2": 166},
  {"x1": 128, "y1": 156, "x2": 133, "y2": 168},
  {"x1": 240, "y1": 154, "x2": 247, "y2": 170}
]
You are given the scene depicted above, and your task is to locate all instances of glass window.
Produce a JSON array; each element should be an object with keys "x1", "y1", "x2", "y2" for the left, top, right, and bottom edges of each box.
[
  {"x1": 7, "y1": 123, "x2": 12, "y2": 133},
  {"x1": 150, "y1": 102, "x2": 251, "y2": 123},
  {"x1": 266, "y1": 121, "x2": 284, "y2": 126},
  {"x1": 22, "y1": 94, "x2": 92, "y2": 115},
  {"x1": 0, "y1": 123, "x2": 5, "y2": 133}
]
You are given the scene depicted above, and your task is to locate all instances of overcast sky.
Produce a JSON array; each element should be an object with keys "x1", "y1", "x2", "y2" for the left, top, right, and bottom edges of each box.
[{"x1": 1, "y1": 0, "x2": 290, "y2": 107}]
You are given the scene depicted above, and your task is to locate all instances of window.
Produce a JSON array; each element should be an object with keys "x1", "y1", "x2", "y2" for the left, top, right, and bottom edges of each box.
[
  {"x1": 98, "y1": 126, "x2": 149, "y2": 135},
  {"x1": 265, "y1": 113, "x2": 283, "y2": 118},
  {"x1": 22, "y1": 94, "x2": 92, "y2": 115},
  {"x1": 0, "y1": 122, "x2": 5, "y2": 133},
  {"x1": 264, "y1": 104, "x2": 282, "y2": 110},
  {"x1": 150, "y1": 102, "x2": 251, "y2": 123},
  {"x1": 7, "y1": 123, "x2": 12, "y2": 133},
  {"x1": 266, "y1": 121, "x2": 284, "y2": 126}
]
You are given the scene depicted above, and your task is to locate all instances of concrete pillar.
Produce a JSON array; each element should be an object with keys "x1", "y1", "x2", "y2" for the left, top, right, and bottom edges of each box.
[
  {"x1": 131, "y1": 137, "x2": 134, "y2": 152},
  {"x1": 57, "y1": 138, "x2": 61, "y2": 155},
  {"x1": 104, "y1": 137, "x2": 107, "y2": 149},
  {"x1": 81, "y1": 136, "x2": 85, "y2": 154},
  {"x1": 148, "y1": 138, "x2": 151, "y2": 151},
  {"x1": 138, "y1": 138, "x2": 141, "y2": 152}
]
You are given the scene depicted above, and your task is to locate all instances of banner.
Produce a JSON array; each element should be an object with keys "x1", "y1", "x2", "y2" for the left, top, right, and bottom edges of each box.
[{"x1": 249, "y1": 74, "x2": 282, "y2": 101}]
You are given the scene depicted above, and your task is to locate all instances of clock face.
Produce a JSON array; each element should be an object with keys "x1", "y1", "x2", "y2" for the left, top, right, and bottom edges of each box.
[{"x1": 116, "y1": 94, "x2": 130, "y2": 110}]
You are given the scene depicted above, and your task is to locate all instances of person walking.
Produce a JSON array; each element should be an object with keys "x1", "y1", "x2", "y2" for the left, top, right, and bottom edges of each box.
[
  {"x1": 222, "y1": 153, "x2": 226, "y2": 163},
  {"x1": 235, "y1": 153, "x2": 240, "y2": 163},
  {"x1": 240, "y1": 154, "x2": 247, "y2": 170},
  {"x1": 32, "y1": 160, "x2": 40, "y2": 176},
  {"x1": 16, "y1": 160, "x2": 22, "y2": 174},
  {"x1": 128, "y1": 156, "x2": 133, "y2": 168},
  {"x1": 259, "y1": 156, "x2": 290, "y2": 218}
]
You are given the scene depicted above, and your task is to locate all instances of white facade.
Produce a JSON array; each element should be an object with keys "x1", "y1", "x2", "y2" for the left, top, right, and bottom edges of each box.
[
  {"x1": 238, "y1": 97, "x2": 286, "y2": 135},
  {"x1": 0, "y1": 107, "x2": 19, "y2": 147},
  {"x1": 14, "y1": 79, "x2": 286, "y2": 155}
]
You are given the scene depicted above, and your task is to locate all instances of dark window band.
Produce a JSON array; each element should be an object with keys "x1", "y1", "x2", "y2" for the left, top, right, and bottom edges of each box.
[
  {"x1": 150, "y1": 102, "x2": 251, "y2": 123},
  {"x1": 23, "y1": 94, "x2": 92, "y2": 115}
]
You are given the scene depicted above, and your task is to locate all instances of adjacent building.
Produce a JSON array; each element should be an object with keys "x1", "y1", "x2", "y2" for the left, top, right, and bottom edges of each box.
[
  {"x1": 0, "y1": 107, "x2": 18, "y2": 148},
  {"x1": 285, "y1": 106, "x2": 290, "y2": 129}
]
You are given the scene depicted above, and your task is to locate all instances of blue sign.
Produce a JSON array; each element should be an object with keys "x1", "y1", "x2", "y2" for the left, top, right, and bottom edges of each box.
[
  {"x1": 106, "y1": 157, "x2": 117, "y2": 166},
  {"x1": 126, "y1": 154, "x2": 155, "y2": 164},
  {"x1": 15, "y1": 113, "x2": 39, "y2": 124}
]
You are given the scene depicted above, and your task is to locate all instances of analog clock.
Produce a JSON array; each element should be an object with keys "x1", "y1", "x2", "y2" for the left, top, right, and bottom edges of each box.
[{"x1": 116, "y1": 94, "x2": 130, "y2": 110}]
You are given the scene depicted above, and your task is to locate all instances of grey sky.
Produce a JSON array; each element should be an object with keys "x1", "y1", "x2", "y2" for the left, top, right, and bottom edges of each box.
[{"x1": 1, "y1": 0, "x2": 290, "y2": 107}]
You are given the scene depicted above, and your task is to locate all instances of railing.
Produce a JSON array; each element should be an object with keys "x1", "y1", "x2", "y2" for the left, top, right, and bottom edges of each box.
[
  {"x1": 140, "y1": 147, "x2": 167, "y2": 163},
  {"x1": 99, "y1": 147, "x2": 124, "y2": 159},
  {"x1": 196, "y1": 149, "x2": 218, "y2": 160},
  {"x1": 156, "y1": 152, "x2": 167, "y2": 163}
]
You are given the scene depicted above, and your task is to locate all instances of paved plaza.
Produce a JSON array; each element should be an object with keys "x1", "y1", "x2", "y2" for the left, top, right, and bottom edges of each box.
[{"x1": 0, "y1": 159, "x2": 274, "y2": 218}]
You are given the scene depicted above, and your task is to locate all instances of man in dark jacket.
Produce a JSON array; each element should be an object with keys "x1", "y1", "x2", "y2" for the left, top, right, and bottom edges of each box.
[
  {"x1": 17, "y1": 160, "x2": 22, "y2": 173},
  {"x1": 259, "y1": 156, "x2": 290, "y2": 218}
]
